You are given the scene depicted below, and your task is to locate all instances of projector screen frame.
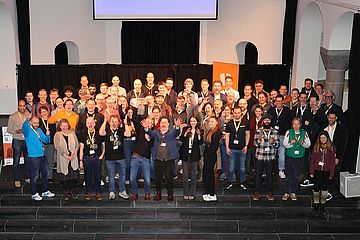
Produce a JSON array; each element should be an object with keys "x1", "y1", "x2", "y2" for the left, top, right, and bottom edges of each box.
[{"x1": 92, "y1": 0, "x2": 219, "y2": 20}]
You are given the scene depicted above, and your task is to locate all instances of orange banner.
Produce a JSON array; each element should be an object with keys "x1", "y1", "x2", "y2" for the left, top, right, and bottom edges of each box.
[{"x1": 212, "y1": 61, "x2": 240, "y2": 91}]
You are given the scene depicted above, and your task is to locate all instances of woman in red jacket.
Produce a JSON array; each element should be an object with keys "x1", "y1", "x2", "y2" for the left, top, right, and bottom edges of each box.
[{"x1": 309, "y1": 131, "x2": 336, "y2": 215}]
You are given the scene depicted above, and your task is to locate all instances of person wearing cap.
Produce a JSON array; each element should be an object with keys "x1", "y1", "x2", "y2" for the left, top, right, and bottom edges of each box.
[
  {"x1": 253, "y1": 113, "x2": 279, "y2": 201},
  {"x1": 178, "y1": 78, "x2": 199, "y2": 105}
]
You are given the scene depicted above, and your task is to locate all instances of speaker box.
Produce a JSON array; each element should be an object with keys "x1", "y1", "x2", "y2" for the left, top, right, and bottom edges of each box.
[{"x1": 340, "y1": 172, "x2": 360, "y2": 198}]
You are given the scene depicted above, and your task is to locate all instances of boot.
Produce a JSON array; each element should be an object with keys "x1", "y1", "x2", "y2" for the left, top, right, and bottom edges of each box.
[
  {"x1": 311, "y1": 203, "x2": 319, "y2": 216},
  {"x1": 318, "y1": 203, "x2": 325, "y2": 216},
  {"x1": 154, "y1": 191, "x2": 162, "y2": 201}
]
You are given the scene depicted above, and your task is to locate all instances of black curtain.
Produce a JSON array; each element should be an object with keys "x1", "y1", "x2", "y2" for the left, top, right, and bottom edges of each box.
[
  {"x1": 282, "y1": 0, "x2": 298, "y2": 66},
  {"x1": 245, "y1": 43, "x2": 258, "y2": 65},
  {"x1": 121, "y1": 21, "x2": 200, "y2": 64},
  {"x1": 54, "y1": 42, "x2": 68, "y2": 65},
  {"x1": 16, "y1": 0, "x2": 31, "y2": 65},
  {"x1": 239, "y1": 64, "x2": 290, "y2": 92},
  {"x1": 17, "y1": 64, "x2": 212, "y2": 100},
  {"x1": 343, "y1": 13, "x2": 360, "y2": 173}
]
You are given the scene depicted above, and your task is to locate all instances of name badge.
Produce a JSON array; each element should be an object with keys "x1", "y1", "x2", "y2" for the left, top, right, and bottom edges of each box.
[
  {"x1": 188, "y1": 149, "x2": 192, "y2": 154},
  {"x1": 89, "y1": 150, "x2": 95, "y2": 155},
  {"x1": 274, "y1": 126, "x2": 279, "y2": 130},
  {"x1": 233, "y1": 139, "x2": 239, "y2": 145},
  {"x1": 294, "y1": 150, "x2": 300, "y2": 155},
  {"x1": 265, "y1": 147, "x2": 270, "y2": 152},
  {"x1": 160, "y1": 143, "x2": 166, "y2": 147},
  {"x1": 131, "y1": 136, "x2": 136, "y2": 141},
  {"x1": 318, "y1": 161, "x2": 324, "y2": 166},
  {"x1": 113, "y1": 145, "x2": 118, "y2": 150}
]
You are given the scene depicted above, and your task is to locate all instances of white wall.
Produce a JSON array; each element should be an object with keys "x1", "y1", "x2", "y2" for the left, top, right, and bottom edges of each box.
[
  {"x1": 200, "y1": 0, "x2": 286, "y2": 64},
  {"x1": 0, "y1": 0, "x2": 19, "y2": 114}
]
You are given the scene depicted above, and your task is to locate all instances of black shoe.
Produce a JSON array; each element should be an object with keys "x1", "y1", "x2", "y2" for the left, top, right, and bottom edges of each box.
[
  {"x1": 311, "y1": 203, "x2": 319, "y2": 216},
  {"x1": 318, "y1": 203, "x2": 326, "y2": 216},
  {"x1": 224, "y1": 181, "x2": 233, "y2": 190}
]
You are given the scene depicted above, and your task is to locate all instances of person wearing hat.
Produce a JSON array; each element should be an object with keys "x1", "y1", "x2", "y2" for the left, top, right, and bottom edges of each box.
[{"x1": 252, "y1": 113, "x2": 279, "y2": 201}]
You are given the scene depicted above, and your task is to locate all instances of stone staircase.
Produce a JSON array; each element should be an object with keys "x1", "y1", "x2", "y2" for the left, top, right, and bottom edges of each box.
[{"x1": 0, "y1": 170, "x2": 360, "y2": 240}]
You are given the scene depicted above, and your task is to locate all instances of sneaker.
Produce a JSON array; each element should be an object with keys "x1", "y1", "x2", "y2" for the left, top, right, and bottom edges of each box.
[
  {"x1": 115, "y1": 173, "x2": 120, "y2": 179},
  {"x1": 31, "y1": 193, "x2": 43, "y2": 201},
  {"x1": 326, "y1": 192, "x2": 333, "y2": 201},
  {"x1": 154, "y1": 192, "x2": 162, "y2": 201},
  {"x1": 85, "y1": 193, "x2": 92, "y2": 201},
  {"x1": 240, "y1": 183, "x2": 247, "y2": 190},
  {"x1": 267, "y1": 192, "x2": 274, "y2": 201},
  {"x1": 253, "y1": 192, "x2": 260, "y2": 201},
  {"x1": 300, "y1": 179, "x2": 314, "y2": 187},
  {"x1": 96, "y1": 193, "x2": 103, "y2": 201},
  {"x1": 224, "y1": 181, "x2": 233, "y2": 190},
  {"x1": 144, "y1": 193, "x2": 151, "y2": 201},
  {"x1": 101, "y1": 180, "x2": 105, "y2": 186},
  {"x1": 184, "y1": 195, "x2": 189, "y2": 200},
  {"x1": 14, "y1": 181, "x2": 21, "y2": 188},
  {"x1": 219, "y1": 173, "x2": 226, "y2": 181},
  {"x1": 109, "y1": 192, "x2": 116, "y2": 200},
  {"x1": 202, "y1": 194, "x2": 211, "y2": 202},
  {"x1": 209, "y1": 195, "x2": 217, "y2": 201},
  {"x1": 125, "y1": 180, "x2": 130, "y2": 185},
  {"x1": 197, "y1": 176, "x2": 203, "y2": 183},
  {"x1": 180, "y1": 169, "x2": 183, "y2": 174},
  {"x1": 178, "y1": 160, "x2": 182, "y2": 166},
  {"x1": 188, "y1": 195, "x2": 195, "y2": 200},
  {"x1": 282, "y1": 193, "x2": 290, "y2": 201},
  {"x1": 83, "y1": 181, "x2": 86, "y2": 186},
  {"x1": 290, "y1": 193, "x2": 297, "y2": 201},
  {"x1": 138, "y1": 178, "x2": 144, "y2": 183},
  {"x1": 279, "y1": 170, "x2": 286, "y2": 179},
  {"x1": 41, "y1": 190, "x2": 55, "y2": 198},
  {"x1": 167, "y1": 194, "x2": 174, "y2": 202},
  {"x1": 173, "y1": 175, "x2": 178, "y2": 180},
  {"x1": 25, "y1": 178, "x2": 30, "y2": 184},
  {"x1": 105, "y1": 176, "x2": 109, "y2": 183},
  {"x1": 119, "y1": 191, "x2": 130, "y2": 199}
]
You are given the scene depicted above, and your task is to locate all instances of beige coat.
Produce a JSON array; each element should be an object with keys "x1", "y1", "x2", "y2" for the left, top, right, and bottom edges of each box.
[{"x1": 54, "y1": 130, "x2": 79, "y2": 175}]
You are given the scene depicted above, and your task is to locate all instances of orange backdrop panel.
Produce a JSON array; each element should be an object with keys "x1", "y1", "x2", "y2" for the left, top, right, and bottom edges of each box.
[{"x1": 212, "y1": 61, "x2": 240, "y2": 91}]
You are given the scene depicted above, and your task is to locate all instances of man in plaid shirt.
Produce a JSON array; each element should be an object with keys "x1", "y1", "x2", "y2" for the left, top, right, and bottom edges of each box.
[{"x1": 253, "y1": 113, "x2": 279, "y2": 201}]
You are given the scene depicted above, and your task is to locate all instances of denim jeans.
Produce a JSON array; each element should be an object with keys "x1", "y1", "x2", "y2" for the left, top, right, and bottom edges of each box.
[
  {"x1": 123, "y1": 139, "x2": 135, "y2": 181},
  {"x1": 28, "y1": 156, "x2": 49, "y2": 195},
  {"x1": 84, "y1": 155, "x2": 102, "y2": 194},
  {"x1": 130, "y1": 155, "x2": 151, "y2": 194},
  {"x1": 106, "y1": 159, "x2": 126, "y2": 193},
  {"x1": 255, "y1": 160, "x2": 273, "y2": 193},
  {"x1": 228, "y1": 149, "x2": 247, "y2": 183},
  {"x1": 12, "y1": 139, "x2": 30, "y2": 181},
  {"x1": 44, "y1": 144, "x2": 55, "y2": 179},
  {"x1": 278, "y1": 135, "x2": 285, "y2": 171},
  {"x1": 182, "y1": 161, "x2": 198, "y2": 196},
  {"x1": 219, "y1": 139, "x2": 227, "y2": 176}
]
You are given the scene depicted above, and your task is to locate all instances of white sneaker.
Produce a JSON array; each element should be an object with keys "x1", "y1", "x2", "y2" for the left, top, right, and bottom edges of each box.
[
  {"x1": 31, "y1": 193, "x2": 42, "y2": 201},
  {"x1": 101, "y1": 180, "x2": 105, "y2": 186},
  {"x1": 202, "y1": 194, "x2": 211, "y2": 202},
  {"x1": 109, "y1": 192, "x2": 116, "y2": 200},
  {"x1": 125, "y1": 180, "x2": 130, "y2": 185},
  {"x1": 279, "y1": 170, "x2": 286, "y2": 179},
  {"x1": 41, "y1": 190, "x2": 55, "y2": 198},
  {"x1": 115, "y1": 173, "x2": 120, "y2": 179},
  {"x1": 209, "y1": 195, "x2": 217, "y2": 201},
  {"x1": 178, "y1": 160, "x2": 182, "y2": 166},
  {"x1": 105, "y1": 176, "x2": 109, "y2": 183},
  {"x1": 119, "y1": 191, "x2": 130, "y2": 199},
  {"x1": 137, "y1": 178, "x2": 144, "y2": 183},
  {"x1": 83, "y1": 181, "x2": 86, "y2": 186}
]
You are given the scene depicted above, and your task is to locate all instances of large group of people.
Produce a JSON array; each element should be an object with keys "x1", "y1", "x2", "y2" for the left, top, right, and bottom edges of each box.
[{"x1": 7, "y1": 73, "x2": 348, "y2": 215}]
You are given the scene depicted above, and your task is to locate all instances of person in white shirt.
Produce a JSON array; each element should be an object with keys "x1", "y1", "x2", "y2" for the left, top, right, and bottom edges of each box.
[{"x1": 221, "y1": 76, "x2": 240, "y2": 101}]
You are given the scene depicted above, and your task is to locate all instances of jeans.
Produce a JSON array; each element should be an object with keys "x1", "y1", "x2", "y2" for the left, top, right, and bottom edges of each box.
[
  {"x1": 130, "y1": 155, "x2": 151, "y2": 194},
  {"x1": 28, "y1": 156, "x2": 49, "y2": 195},
  {"x1": 123, "y1": 139, "x2": 135, "y2": 181},
  {"x1": 182, "y1": 161, "x2": 198, "y2": 196},
  {"x1": 155, "y1": 159, "x2": 175, "y2": 195},
  {"x1": 150, "y1": 153, "x2": 155, "y2": 180},
  {"x1": 278, "y1": 135, "x2": 285, "y2": 171},
  {"x1": 284, "y1": 156, "x2": 304, "y2": 194},
  {"x1": 84, "y1": 155, "x2": 102, "y2": 194},
  {"x1": 12, "y1": 139, "x2": 30, "y2": 181},
  {"x1": 255, "y1": 160, "x2": 273, "y2": 193},
  {"x1": 228, "y1": 149, "x2": 247, "y2": 183},
  {"x1": 106, "y1": 159, "x2": 126, "y2": 193},
  {"x1": 219, "y1": 139, "x2": 227, "y2": 176},
  {"x1": 44, "y1": 144, "x2": 55, "y2": 179}
]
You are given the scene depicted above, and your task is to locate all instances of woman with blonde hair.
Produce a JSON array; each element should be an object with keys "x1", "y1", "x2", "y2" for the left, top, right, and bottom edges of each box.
[{"x1": 54, "y1": 118, "x2": 79, "y2": 200}]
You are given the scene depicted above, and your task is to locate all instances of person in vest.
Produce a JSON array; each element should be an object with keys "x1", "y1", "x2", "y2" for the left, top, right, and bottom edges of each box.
[
  {"x1": 309, "y1": 131, "x2": 336, "y2": 216},
  {"x1": 282, "y1": 117, "x2": 311, "y2": 201}
]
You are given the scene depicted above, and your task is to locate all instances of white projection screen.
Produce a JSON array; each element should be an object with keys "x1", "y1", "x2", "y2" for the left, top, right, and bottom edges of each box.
[{"x1": 93, "y1": 0, "x2": 218, "y2": 20}]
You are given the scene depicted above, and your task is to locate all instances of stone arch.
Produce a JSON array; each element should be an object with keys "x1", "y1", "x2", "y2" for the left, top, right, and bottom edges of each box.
[
  {"x1": 236, "y1": 41, "x2": 258, "y2": 64},
  {"x1": 54, "y1": 41, "x2": 79, "y2": 65},
  {"x1": 294, "y1": 1, "x2": 324, "y2": 87}
]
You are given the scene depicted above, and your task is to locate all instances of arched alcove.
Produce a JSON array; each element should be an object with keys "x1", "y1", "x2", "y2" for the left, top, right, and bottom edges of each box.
[
  {"x1": 295, "y1": 1, "x2": 324, "y2": 87},
  {"x1": 54, "y1": 41, "x2": 79, "y2": 65},
  {"x1": 0, "y1": 1, "x2": 18, "y2": 113},
  {"x1": 236, "y1": 41, "x2": 258, "y2": 64}
]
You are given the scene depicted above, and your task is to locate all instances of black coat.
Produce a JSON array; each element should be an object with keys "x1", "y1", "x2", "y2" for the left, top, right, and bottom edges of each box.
[{"x1": 179, "y1": 127, "x2": 203, "y2": 162}]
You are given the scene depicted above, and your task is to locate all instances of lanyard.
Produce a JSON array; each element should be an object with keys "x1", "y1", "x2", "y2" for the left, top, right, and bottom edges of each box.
[
  {"x1": 298, "y1": 105, "x2": 306, "y2": 116},
  {"x1": 324, "y1": 104, "x2": 333, "y2": 115},
  {"x1": 233, "y1": 119, "x2": 241, "y2": 134},
  {"x1": 41, "y1": 118, "x2": 49, "y2": 130},
  {"x1": 275, "y1": 108, "x2": 283, "y2": 118},
  {"x1": 18, "y1": 112, "x2": 26, "y2": 123},
  {"x1": 88, "y1": 130, "x2": 95, "y2": 144},
  {"x1": 263, "y1": 129, "x2": 271, "y2": 140},
  {"x1": 110, "y1": 128, "x2": 118, "y2": 137}
]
